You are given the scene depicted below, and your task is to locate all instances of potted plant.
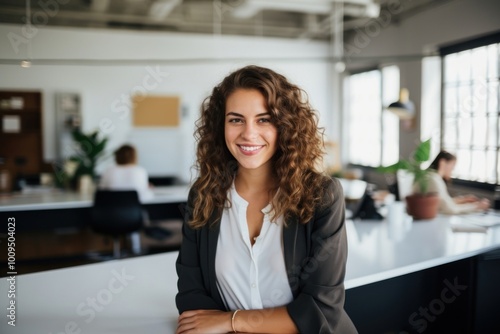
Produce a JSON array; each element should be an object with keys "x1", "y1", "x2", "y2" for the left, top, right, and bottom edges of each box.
[
  {"x1": 69, "y1": 129, "x2": 108, "y2": 192},
  {"x1": 69, "y1": 129, "x2": 107, "y2": 179},
  {"x1": 377, "y1": 139, "x2": 439, "y2": 220},
  {"x1": 52, "y1": 130, "x2": 108, "y2": 191}
]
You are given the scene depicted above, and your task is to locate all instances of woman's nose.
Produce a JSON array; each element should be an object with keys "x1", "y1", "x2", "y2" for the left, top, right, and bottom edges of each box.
[{"x1": 241, "y1": 122, "x2": 258, "y2": 140}]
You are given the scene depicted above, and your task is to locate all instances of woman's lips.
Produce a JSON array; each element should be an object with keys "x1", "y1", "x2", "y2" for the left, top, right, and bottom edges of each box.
[{"x1": 237, "y1": 145, "x2": 264, "y2": 156}]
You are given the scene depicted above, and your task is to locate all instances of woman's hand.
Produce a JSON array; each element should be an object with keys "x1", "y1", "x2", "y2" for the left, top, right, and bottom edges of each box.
[
  {"x1": 454, "y1": 195, "x2": 479, "y2": 204},
  {"x1": 176, "y1": 310, "x2": 232, "y2": 334},
  {"x1": 476, "y1": 198, "x2": 491, "y2": 211}
]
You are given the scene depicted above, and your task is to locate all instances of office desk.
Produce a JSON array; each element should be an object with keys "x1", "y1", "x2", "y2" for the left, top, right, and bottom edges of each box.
[
  {"x1": 344, "y1": 213, "x2": 500, "y2": 288},
  {"x1": 0, "y1": 185, "x2": 190, "y2": 211},
  {"x1": 1, "y1": 214, "x2": 499, "y2": 333},
  {"x1": 0, "y1": 185, "x2": 190, "y2": 232}
]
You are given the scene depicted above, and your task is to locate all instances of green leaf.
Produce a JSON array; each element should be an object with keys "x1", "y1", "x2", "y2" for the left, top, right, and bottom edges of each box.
[
  {"x1": 86, "y1": 143, "x2": 99, "y2": 160},
  {"x1": 413, "y1": 139, "x2": 431, "y2": 163},
  {"x1": 71, "y1": 129, "x2": 86, "y2": 143},
  {"x1": 68, "y1": 129, "x2": 108, "y2": 181},
  {"x1": 94, "y1": 138, "x2": 107, "y2": 157},
  {"x1": 69, "y1": 156, "x2": 83, "y2": 164},
  {"x1": 413, "y1": 169, "x2": 430, "y2": 194},
  {"x1": 377, "y1": 160, "x2": 410, "y2": 173},
  {"x1": 376, "y1": 138, "x2": 433, "y2": 195},
  {"x1": 89, "y1": 131, "x2": 99, "y2": 143}
]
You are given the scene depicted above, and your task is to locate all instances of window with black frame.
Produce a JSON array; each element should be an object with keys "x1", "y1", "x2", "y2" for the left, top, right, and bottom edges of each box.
[
  {"x1": 440, "y1": 31, "x2": 500, "y2": 184},
  {"x1": 344, "y1": 65, "x2": 400, "y2": 167}
]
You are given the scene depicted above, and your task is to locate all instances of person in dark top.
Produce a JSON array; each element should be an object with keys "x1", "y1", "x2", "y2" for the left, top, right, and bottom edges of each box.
[{"x1": 175, "y1": 65, "x2": 357, "y2": 334}]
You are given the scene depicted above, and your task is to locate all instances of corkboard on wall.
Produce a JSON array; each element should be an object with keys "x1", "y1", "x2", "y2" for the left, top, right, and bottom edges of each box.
[{"x1": 132, "y1": 95, "x2": 180, "y2": 127}]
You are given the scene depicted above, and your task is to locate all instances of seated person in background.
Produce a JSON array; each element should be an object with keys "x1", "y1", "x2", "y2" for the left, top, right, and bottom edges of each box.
[
  {"x1": 99, "y1": 144, "x2": 153, "y2": 202},
  {"x1": 427, "y1": 151, "x2": 489, "y2": 214}
]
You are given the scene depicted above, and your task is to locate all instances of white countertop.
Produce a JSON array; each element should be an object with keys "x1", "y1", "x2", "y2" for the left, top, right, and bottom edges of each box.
[
  {"x1": 1, "y1": 213, "x2": 499, "y2": 333},
  {"x1": 1, "y1": 253, "x2": 179, "y2": 333},
  {"x1": 0, "y1": 185, "x2": 190, "y2": 212},
  {"x1": 344, "y1": 213, "x2": 500, "y2": 288}
]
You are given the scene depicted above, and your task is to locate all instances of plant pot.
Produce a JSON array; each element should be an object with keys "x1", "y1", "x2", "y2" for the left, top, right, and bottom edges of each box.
[
  {"x1": 405, "y1": 193, "x2": 439, "y2": 220},
  {"x1": 78, "y1": 175, "x2": 95, "y2": 194}
]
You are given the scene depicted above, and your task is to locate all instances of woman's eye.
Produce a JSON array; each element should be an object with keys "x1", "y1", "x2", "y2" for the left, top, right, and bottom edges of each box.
[
  {"x1": 258, "y1": 118, "x2": 272, "y2": 123},
  {"x1": 228, "y1": 118, "x2": 243, "y2": 123}
]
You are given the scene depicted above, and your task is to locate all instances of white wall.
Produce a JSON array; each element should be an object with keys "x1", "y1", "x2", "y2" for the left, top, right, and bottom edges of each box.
[
  {"x1": 344, "y1": 0, "x2": 500, "y2": 160},
  {"x1": 0, "y1": 24, "x2": 331, "y2": 182}
]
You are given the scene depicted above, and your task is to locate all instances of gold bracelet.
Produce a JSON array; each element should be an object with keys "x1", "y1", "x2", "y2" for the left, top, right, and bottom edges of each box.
[{"x1": 231, "y1": 309, "x2": 241, "y2": 333}]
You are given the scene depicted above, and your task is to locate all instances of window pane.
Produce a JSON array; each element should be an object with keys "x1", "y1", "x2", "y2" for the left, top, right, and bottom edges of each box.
[
  {"x1": 444, "y1": 53, "x2": 458, "y2": 83},
  {"x1": 498, "y1": 153, "x2": 500, "y2": 184},
  {"x1": 421, "y1": 56, "x2": 442, "y2": 150},
  {"x1": 472, "y1": 81, "x2": 488, "y2": 114},
  {"x1": 472, "y1": 46, "x2": 487, "y2": 82},
  {"x1": 442, "y1": 39, "x2": 499, "y2": 198},
  {"x1": 472, "y1": 115, "x2": 487, "y2": 147},
  {"x1": 470, "y1": 150, "x2": 486, "y2": 182},
  {"x1": 488, "y1": 44, "x2": 498, "y2": 79},
  {"x1": 488, "y1": 115, "x2": 497, "y2": 148},
  {"x1": 382, "y1": 112, "x2": 399, "y2": 166},
  {"x1": 382, "y1": 66, "x2": 400, "y2": 106},
  {"x1": 347, "y1": 70, "x2": 382, "y2": 167},
  {"x1": 488, "y1": 81, "x2": 498, "y2": 113},
  {"x1": 443, "y1": 117, "x2": 457, "y2": 148},
  {"x1": 457, "y1": 116, "x2": 471, "y2": 147},
  {"x1": 457, "y1": 50, "x2": 471, "y2": 84},
  {"x1": 486, "y1": 150, "x2": 496, "y2": 183},
  {"x1": 498, "y1": 115, "x2": 500, "y2": 146},
  {"x1": 382, "y1": 65, "x2": 400, "y2": 166},
  {"x1": 455, "y1": 149, "x2": 471, "y2": 179},
  {"x1": 347, "y1": 66, "x2": 400, "y2": 168},
  {"x1": 458, "y1": 85, "x2": 471, "y2": 114},
  {"x1": 444, "y1": 86, "x2": 458, "y2": 115}
]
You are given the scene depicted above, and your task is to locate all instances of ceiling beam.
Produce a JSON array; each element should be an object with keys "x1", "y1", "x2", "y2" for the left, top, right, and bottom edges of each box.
[
  {"x1": 90, "y1": 0, "x2": 111, "y2": 13},
  {"x1": 148, "y1": 0, "x2": 183, "y2": 21},
  {"x1": 0, "y1": 7, "x2": 306, "y2": 39},
  {"x1": 232, "y1": 0, "x2": 377, "y2": 18}
]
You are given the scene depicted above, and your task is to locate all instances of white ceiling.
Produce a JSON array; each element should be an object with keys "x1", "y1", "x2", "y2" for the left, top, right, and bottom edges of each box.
[{"x1": 0, "y1": 0, "x2": 454, "y2": 40}]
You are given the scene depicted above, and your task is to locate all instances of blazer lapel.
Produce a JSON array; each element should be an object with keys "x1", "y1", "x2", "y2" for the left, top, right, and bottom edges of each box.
[
  {"x1": 207, "y1": 211, "x2": 225, "y2": 309},
  {"x1": 283, "y1": 217, "x2": 302, "y2": 296}
]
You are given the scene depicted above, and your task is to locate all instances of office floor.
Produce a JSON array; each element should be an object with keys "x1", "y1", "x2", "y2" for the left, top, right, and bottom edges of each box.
[{"x1": 0, "y1": 219, "x2": 182, "y2": 276}]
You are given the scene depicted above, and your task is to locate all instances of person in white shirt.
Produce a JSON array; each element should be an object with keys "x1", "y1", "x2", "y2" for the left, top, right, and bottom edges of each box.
[
  {"x1": 99, "y1": 144, "x2": 153, "y2": 202},
  {"x1": 175, "y1": 66, "x2": 357, "y2": 334},
  {"x1": 427, "y1": 150, "x2": 490, "y2": 214},
  {"x1": 99, "y1": 144, "x2": 154, "y2": 254}
]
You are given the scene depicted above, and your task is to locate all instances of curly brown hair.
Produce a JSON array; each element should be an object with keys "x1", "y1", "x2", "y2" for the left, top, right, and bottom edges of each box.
[{"x1": 190, "y1": 65, "x2": 330, "y2": 228}]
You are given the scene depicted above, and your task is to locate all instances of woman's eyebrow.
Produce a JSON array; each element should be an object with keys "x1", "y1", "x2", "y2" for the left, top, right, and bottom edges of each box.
[
  {"x1": 225, "y1": 112, "x2": 271, "y2": 117},
  {"x1": 225, "y1": 112, "x2": 243, "y2": 117}
]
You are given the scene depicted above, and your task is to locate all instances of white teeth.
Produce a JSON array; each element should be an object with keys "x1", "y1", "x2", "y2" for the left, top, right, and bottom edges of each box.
[{"x1": 240, "y1": 145, "x2": 262, "y2": 152}]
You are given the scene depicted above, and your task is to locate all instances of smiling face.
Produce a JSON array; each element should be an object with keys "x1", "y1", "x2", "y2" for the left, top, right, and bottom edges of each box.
[{"x1": 224, "y1": 89, "x2": 278, "y2": 173}]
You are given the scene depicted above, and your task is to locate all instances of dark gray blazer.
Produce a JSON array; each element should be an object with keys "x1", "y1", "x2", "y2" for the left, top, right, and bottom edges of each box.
[{"x1": 175, "y1": 178, "x2": 358, "y2": 334}]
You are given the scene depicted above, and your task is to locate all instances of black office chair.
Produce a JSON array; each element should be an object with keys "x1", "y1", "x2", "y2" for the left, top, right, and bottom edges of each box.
[{"x1": 89, "y1": 190, "x2": 144, "y2": 259}]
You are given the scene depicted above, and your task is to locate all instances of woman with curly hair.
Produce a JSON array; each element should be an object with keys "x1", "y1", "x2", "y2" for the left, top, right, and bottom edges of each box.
[{"x1": 175, "y1": 65, "x2": 357, "y2": 334}]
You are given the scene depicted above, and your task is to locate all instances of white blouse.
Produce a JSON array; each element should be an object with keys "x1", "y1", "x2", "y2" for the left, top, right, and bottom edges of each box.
[
  {"x1": 215, "y1": 183, "x2": 293, "y2": 311},
  {"x1": 99, "y1": 165, "x2": 153, "y2": 202},
  {"x1": 426, "y1": 172, "x2": 478, "y2": 214}
]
